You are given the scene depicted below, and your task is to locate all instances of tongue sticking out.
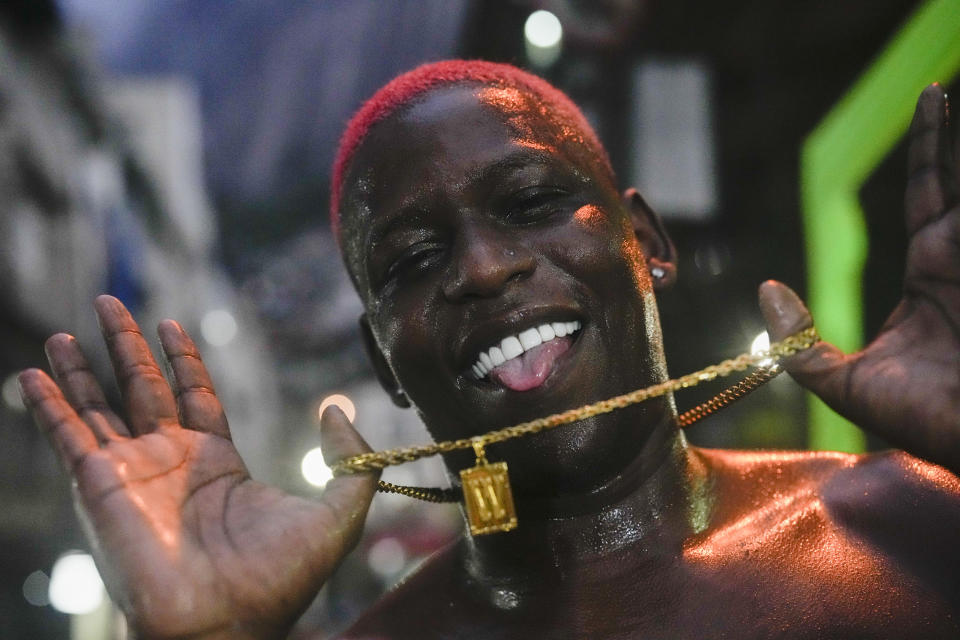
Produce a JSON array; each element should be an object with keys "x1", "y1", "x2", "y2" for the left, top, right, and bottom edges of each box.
[{"x1": 489, "y1": 337, "x2": 572, "y2": 391}]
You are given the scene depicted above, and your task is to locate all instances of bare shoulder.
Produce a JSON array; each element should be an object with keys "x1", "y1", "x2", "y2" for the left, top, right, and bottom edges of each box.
[
  {"x1": 679, "y1": 447, "x2": 960, "y2": 636},
  {"x1": 692, "y1": 446, "x2": 960, "y2": 593},
  {"x1": 818, "y1": 448, "x2": 960, "y2": 515},
  {"x1": 811, "y1": 449, "x2": 960, "y2": 563},
  {"x1": 697, "y1": 446, "x2": 960, "y2": 521}
]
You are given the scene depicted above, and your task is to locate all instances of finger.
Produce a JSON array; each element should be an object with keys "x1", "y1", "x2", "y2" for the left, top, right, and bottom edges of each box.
[
  {"x1": 318, "y1": 406, "x2": 379, "y2": 549},
  {"x1": 45, "y1": 333, "x2": 130, "y2": 442},
  {"x1": 905, "y1": 84, "x2": 957, "y2": 236},
  {"x1": 758, "y1": 280, "x2": 850, "y2": 398},
  {"x1": 94, "y1": 295, "x2": 178, "y2": 435},
  {"x1": 157, "y1": 319, "x2": 231, "y2": 440},
  {"x1": 18, "y1": 369, "x2": 99, "y2": 473}
]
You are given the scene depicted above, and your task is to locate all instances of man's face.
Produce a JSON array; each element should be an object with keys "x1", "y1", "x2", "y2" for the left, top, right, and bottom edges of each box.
[{"x1": 341, "y1": 84, "x2": 670, "y2": 493}]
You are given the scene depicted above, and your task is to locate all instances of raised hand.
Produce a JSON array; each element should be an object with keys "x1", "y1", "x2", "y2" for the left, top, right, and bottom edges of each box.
[
  {"x1": 759, "y1": 84, "x2": 960, "y2": 473},
  {"x1": 19, "y1": 296, "x2": 378, "y2": 639}
]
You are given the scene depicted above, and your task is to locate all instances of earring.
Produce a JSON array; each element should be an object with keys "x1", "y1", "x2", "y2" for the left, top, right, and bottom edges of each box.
[
  {"x1": 393, "y1": 388, "x2": 411, "y2": 408},
  {"x1": 651, "y1": 267, "x2": 665, "y2": 280}
]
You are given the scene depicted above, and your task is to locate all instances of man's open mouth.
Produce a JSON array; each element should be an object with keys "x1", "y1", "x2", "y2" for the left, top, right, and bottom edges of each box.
[{"x1": 470, "y1": 321, "x2": 583, "y2": 391}]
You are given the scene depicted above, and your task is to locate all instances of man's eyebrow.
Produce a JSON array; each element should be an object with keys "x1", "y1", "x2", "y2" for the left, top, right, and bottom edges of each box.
[{"x1": 470, "y1": 150, "x2": 557, "y2": 185}]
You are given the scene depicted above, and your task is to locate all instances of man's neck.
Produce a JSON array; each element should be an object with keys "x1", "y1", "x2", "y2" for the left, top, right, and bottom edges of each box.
[{"x1": 459, "y1": 417, "x2": 709, "y2": 586}]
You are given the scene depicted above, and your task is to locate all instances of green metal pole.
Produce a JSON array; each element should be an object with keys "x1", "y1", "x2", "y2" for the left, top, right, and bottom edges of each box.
[{"x1": 801, "y1": 0, "x2": 960, "y2": 452}]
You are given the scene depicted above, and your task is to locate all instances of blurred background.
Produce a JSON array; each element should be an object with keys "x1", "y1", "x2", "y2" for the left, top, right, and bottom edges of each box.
[{"x1": 1, "y1": 0, "x2": 955, "y2": 637}]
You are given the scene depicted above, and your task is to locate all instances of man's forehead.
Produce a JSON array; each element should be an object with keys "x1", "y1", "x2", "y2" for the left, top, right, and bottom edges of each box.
[
  {"x1": 346, "y1": 84, "x2": 590, "y2": 205},
  {"x1": 475, "y1": 85, "x2": 592, "y2": 156},
  {"x1": 383, "y1": 83, "x2": 570, "y2": 152}
]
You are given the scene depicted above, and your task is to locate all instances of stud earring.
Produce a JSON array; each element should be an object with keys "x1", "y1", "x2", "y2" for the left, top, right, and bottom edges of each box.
[
  {"x1": 651, "y1": 267, "x2": 666, "y2": 279},
  {"x1": 393, "y1": 388, "x2": 411, "y2": 408}
]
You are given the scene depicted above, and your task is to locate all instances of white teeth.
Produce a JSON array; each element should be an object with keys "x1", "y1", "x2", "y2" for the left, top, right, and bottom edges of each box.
[
  {"x1": 471, "y1": 320, "x2": 582, "y2": 379},
  {"x1": 518, "y1": 328, "x2": 542, "y2": 350},
  {"x1": 479, "y1": 351, "x2": 493, "y2": 370},
  {"x1": 537, "y1": 323, "x2": 555, "y2": 341},
  {"x1": 501, "y1": 336, "x2": 524, "y2": 360}
]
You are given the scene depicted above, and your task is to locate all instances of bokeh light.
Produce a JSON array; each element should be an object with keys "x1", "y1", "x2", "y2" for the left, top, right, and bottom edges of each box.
[
  {"x1": 200, "y1": 309, "x2": 238, "y2": 346},
  {"x1": 524, "y1": 10, "x2": 562, "y2": 67},
  {"x1": 301, "y1": 447, "x2": 334, "y2": 488},
  {"x1": 524, "y1": 10, "x2": 562, "y2": 48},
  {"x1": 22, "y1": 570, "x2": 50, "y2": 607},
  {"x1": 751, "y1": 331, "x2": 774, "y2": 367},
  {"x1": 367, "y1": 537, "x2": 407, "y2": 579},
  {"x1": 48, "y1": 552, "x2": 104, "y2": 615},
  {"x1": 318, "y1": 393, "x2": 356, "y2": 423}
]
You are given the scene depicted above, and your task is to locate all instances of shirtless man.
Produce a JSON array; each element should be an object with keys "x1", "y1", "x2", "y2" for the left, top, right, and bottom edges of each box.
[{"x1": 18, "y1": 61, "x2": 960, "y2": 638}]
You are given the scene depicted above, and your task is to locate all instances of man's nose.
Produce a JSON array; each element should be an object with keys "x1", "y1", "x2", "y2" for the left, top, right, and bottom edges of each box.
[{"x1": 441, "y1": 226, "x2": 535, "y2": 301}]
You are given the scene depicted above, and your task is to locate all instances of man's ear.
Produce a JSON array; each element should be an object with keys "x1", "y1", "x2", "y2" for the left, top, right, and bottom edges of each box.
[
  {"x1": 359, "y1": 314, "x2": 410, "y2": 408},
  {"x1": 622, "y1": 188, "x2": 677, "y2": 290}
]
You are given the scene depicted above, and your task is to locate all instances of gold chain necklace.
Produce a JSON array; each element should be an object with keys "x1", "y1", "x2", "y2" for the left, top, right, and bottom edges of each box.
[{"x1": 331, "y1": 326, "x2": 819, "y2": 535}]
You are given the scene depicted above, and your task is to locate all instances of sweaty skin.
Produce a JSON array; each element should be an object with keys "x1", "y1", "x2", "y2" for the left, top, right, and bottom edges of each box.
[
  {"x1": 17, "y1": 77, "x2": 960, "y2": 638},
  {"x1": 337, "y1": 84, "x2": 960, "y2": 638}
]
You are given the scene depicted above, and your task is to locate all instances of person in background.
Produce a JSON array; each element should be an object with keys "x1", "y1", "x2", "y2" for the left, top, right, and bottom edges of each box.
[{"x1": 18, "y1": 61, "x2": 960, "y2": 638}]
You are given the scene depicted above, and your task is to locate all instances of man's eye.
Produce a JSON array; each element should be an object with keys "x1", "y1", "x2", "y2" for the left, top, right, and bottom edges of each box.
[
  {"x1": 505, "y1": 188, "x2": 567, "y2": 222},
  {"x1": 386, "y1": 245, "x2": 442, "y2": 280}
]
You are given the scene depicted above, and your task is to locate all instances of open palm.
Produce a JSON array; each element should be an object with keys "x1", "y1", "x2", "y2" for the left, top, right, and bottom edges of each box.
[
  {"x1": 761, "y1": 85, "x2": 960, "y2": 473},
  {"x1": 19, "y1": 296, "x2": 378, "y2": 639}
]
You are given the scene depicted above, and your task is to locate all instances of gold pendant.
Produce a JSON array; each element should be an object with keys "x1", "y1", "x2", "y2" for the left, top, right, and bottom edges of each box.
[{"x1": 459, "y1": 440, "x2": 517, "y2": 535}]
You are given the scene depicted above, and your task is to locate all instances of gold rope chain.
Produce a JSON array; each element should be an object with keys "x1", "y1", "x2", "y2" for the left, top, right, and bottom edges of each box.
[{"x1": 331, "y1": 326, "x2": 819, "y2": 479}]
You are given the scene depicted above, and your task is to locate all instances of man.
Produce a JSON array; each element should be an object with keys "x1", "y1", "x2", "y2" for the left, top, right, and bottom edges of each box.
[{"x1": 18, "y1": 61, "x2": 960, "y2": 638}]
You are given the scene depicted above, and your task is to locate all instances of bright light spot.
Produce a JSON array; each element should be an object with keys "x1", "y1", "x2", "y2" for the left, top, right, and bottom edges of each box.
[
  {"x1": 367, "y1": 537, "x2": 407, "y2": 579},
  {"x1": 200, "y1": 309, "x2": 238, "y2": 347},
  {"x1": 751, "y1": 331, "x2": 770, "y2": 354},
  {"x1": 751, "y1": 331, "x2": 775, "y2": 367},
  {"x1": 524, "y1": 10, "x2": 562, "y2": 68},
  {"x1": 524, "y1": 10, "x2": 562, "y2": 48},
  {"x1": 318, "y1": 394, "x2": 356, "y2": 423},
  {"x1": 2, "y1": 373, "x2": 26, "y2": 412},
  {"x1": 48, "y1": 552, "x2": 104, "y2": 615},
  {"x1": 301, "y1": 447, "x2": 333, "y2": 488},
  {"x1": 22, "y1": 570, "x2": 50, "y2": 606}
]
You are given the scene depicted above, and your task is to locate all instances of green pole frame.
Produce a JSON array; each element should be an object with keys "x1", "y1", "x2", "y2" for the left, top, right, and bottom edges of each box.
[{"x1": 801, "y1": 0, "x2": 960, "y2": 452}]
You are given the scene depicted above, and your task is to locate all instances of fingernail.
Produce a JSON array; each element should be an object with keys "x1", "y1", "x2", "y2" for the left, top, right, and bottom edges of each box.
[{"x1": 16, "y1": 370, "x2": 35, "y2": 404}]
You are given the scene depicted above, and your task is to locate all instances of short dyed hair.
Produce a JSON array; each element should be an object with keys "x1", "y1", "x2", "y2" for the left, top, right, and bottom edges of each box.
[{"x1": 329, "y1": 59, "x2": 614, "y2": 243}]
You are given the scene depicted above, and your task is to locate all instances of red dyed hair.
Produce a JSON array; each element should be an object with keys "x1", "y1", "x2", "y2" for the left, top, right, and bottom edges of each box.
[{"x1": 329, "y1": 59, "x2": 612, "y2": 241}]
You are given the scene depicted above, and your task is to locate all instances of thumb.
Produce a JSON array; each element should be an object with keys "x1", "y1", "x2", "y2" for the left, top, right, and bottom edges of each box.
[
  {"x1": 317, "y1": 406, "x2": 380, "y2": 549},
  {"x1": 757, "y1": 280, "x2": 849, "y2": 399},
  {"x1": 320, "y1": 405, "x2": 374, "y2": 466}
]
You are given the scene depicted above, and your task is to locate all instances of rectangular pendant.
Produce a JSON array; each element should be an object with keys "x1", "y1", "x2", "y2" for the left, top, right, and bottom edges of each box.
[{"x1": 459, "y1": 461, "x2": 517, "y2": 535}]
